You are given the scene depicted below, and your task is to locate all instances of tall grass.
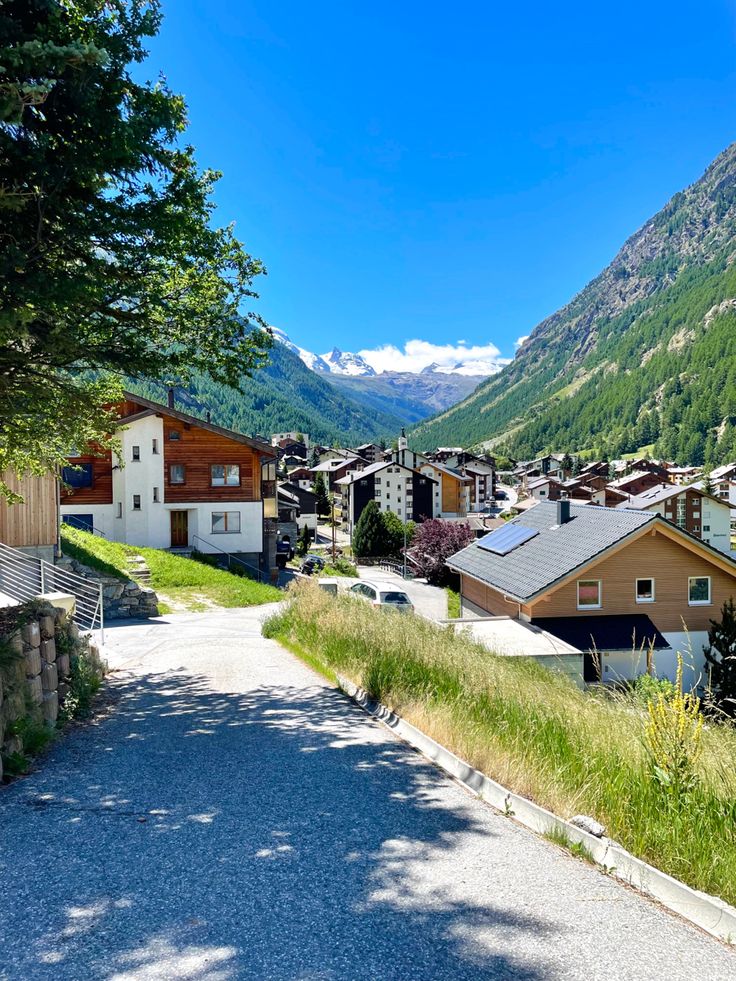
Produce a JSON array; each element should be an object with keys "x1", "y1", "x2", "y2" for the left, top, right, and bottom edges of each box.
[
  {"x1": 61, "y1": 526, "x2": 281, "y2": 609},
  {"x1": 264, "y1": 581, "x2": 736, "y2": 905}
]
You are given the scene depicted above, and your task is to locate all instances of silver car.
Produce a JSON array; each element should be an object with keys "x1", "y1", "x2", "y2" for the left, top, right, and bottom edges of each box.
[{"x1": 349, "y1": 580, "x2": 414, "y2": 613}]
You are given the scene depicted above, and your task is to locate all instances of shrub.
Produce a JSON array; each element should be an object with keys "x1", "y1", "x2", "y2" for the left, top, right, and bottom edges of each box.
[
  {"x1": 408, "y1": 518, "x2": 474, "y2": 585},
  {"x1": 703, "y1": 598, "x2": 736, "y2": 716}
]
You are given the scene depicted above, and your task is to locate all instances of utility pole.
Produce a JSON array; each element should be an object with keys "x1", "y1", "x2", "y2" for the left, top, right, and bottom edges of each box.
[
  {"x1": 403, "y1": 521, "x2": 407, "y2": 579},
  {"x1": 331, "y1": 495, "x2": 336, "y2": 563}
]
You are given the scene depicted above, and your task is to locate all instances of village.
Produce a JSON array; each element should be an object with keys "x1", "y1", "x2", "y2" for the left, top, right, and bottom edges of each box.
[{"x1": 5, "y1": 5, "x2": 736, "y2": 977}]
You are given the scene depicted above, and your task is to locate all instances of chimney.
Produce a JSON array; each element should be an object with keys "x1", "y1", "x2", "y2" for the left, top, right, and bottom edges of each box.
[
  {"x1": 206, "y1": 410, "x2": 211, "y2": 424},
  {"x1": 557, "y1": 499, "x2": 571, "y2": 525},
  {"x1": 167, "y1": 386, "x2": 175, "y2": 409}
]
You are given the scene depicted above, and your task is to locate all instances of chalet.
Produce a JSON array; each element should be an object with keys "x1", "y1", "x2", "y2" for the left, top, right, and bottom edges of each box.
[
  {"x1": 60, "y1": 393, "x2": 278, "y2": 570},
  {"x1": 337, "y1": 461, "x2": 438, "y2": 535},
  {"x1": 440, "y1": 452, "x2": 497, "y2": 508},
  {"x1": 709, "y1": 467, "x2": 736, "y2": 534},
  {"x1": 527, "y1": 476, "x2": 564, "y2": 502},
  {"x1": 392, "y1": 437, "x2": 470, "y2": 518},
  {"x1": 620, "y1": 483, "x2": 733, "y2": 553},
  {"x1": 619, "y1": 484, "x2": 732, "y2": 552},
  {"x1": 271, "y1": 431, "x2": 310, "y2": 449},
  {"x1": 310, "y1": 456, "x2": 364, "y2": 493},
  {"x1": 667, "y1": 465, "x2": 703, "y2": 485},
  {"x1": 353, "y1": 443, "x2": 384, "y2": 465},
  {"x1": 608, "y1": 470, "x2": 667, "y2": 497},
  {"x1": 447, "y1": 500, "x2": 736, "y2": 690}
]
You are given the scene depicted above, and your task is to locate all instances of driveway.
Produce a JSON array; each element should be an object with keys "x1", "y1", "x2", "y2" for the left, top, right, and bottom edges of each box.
[
  {"x1": 0, "y1": 607, "x2": 733, "y2": 980},
  {"x1": 354, "y1": 566, "x2": 448, "y2": 621}
]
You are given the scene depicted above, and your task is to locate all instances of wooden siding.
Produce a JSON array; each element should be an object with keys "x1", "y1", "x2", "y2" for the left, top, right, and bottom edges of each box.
[
  {"x1": 0, "y1": 472, "x2": 58, "y2": 548},
  {"x1": 528, "y1": 527, "x2": 736, "y2": 632},
  {"x1": 163, "y1": 418, "x2": 260, "y2": 504},
  {"x1": 439, "y1": 470, "x2": 465, "y2": 515},
  {"x1": 59, "y1": 452, "x2": 113, "y2": 505},
  {"x1": 461, "y1": 575, "x2": 524, "y2": 617}
]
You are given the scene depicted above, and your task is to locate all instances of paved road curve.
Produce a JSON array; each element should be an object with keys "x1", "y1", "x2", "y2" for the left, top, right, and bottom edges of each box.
[{"x1": 0, "y1": 607, "x2": 733, "y2": 980}]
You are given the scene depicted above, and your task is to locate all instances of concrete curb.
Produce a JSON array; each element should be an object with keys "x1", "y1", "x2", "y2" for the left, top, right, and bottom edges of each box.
[{"x1": 337, "y1": 674, "x2": 736, "y2": 947}]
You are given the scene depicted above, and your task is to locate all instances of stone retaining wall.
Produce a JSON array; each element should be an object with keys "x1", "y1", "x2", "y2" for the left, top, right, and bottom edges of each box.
[
  {"x1": 56, "y1": 555, "x2": 159, "y2": 619},
  {"x1": 0, "y1": 602, "x2": 105, "y2": 781}
]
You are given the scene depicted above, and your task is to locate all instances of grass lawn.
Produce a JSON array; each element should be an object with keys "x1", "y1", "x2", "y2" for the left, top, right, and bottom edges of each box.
[
  {"x1": 61, "y1": 526, "x2": 281, "y2": 612},
  {"x1": 264, "y1": 581, "x2": 736, "y2": 906},
  {"x1": 445, "y1": 587, "x2": 461, "y2": 619}
]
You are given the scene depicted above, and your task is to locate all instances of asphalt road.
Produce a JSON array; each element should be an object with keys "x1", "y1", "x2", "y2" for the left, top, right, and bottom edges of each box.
[{"x1": 0, "y1": 607, "x2": 733, "y2": 980}]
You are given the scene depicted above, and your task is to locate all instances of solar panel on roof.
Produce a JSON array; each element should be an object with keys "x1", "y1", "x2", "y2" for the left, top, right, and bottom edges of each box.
[{"x1": 477, "y1": 524, "x2": 539, "y2": 555}]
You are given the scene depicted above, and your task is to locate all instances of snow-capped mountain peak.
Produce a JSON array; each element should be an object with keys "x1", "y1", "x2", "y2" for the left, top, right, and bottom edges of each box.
[
  {"x1": 320, "y1": 347, "x2": 376, "y2": 376},
  {"x1": 271, "y1": 327, "x2": 331, "y2": 373}
]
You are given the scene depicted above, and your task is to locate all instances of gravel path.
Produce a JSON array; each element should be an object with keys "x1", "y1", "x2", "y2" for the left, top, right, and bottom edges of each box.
[{"x1": 0, "y1": 607, "x2": 733, "y2": 980}]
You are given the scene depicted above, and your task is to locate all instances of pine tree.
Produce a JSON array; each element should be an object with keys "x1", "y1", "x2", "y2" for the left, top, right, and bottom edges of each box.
[
  {"x1": 313, "y1": 473, "x2": 330, "y2": 517},
  {"x1": 703, "y1": 599, "x2": 736, "y2": 716},
  {"x1": 352, "y1": 501, "x2": 385, "y2": 557},
  {"x1": 296, "y1": 524, "x2": 311, "y2": 557}
]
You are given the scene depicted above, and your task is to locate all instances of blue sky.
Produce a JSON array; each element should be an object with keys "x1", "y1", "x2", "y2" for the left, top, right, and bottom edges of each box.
[{"x1": 143, "y1": 1, "x2": 736, "y2": 370}]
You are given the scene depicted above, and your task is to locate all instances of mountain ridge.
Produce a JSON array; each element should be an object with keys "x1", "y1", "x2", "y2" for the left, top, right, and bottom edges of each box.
[{"x1": 411, "y1": 142, "x2": 736, "y2": 468}]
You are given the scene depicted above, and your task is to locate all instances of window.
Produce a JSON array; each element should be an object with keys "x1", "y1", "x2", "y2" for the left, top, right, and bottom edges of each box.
[
  {"x1": 116, "y1": 503, "x2": 122, "y2": 519},
  {"x1": 636, "y1": 578, "x2": 655, "y2": 603},
  {"x1": 153, "y1": 487, "x2": 160, "y2": 503},
  {"x1": 132, "y1": 494, "x2": 141, "y2": 511},
  {"x1": 577, "y1": 580, "x2": 602, "y2": 610},
  {"x1": 170, "y1": 464, "x2": 186, "y2": 485},
  {"x1": 211, "y1": 464, "x2": 240, "y2": 486},
  {"x1": 62, "y1": 463, "x2": 93, "y2": 489},
  {"x1": 168, "y1": 430, "x2": 181, "y2": 441},
  {"x1": 211, "y1": 511, "x2": 240, "y2": 534},
  {"x1": 132, "y1": 445, "x2": 140, "y2": 462},
  {"x1": 152, "y1": 438, "x2": 159, "y2": 455},
  {"x1": 703, "y1": 524, "x2": 711, "y2": 532},
  {"x1": 688, "y1": 576, "x2": 711, "y2": 605}
]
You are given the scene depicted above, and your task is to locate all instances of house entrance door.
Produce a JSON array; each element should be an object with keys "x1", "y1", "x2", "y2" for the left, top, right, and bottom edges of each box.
[{"x1": 170, "y1": 510, "x2": 189, "y2": 547}]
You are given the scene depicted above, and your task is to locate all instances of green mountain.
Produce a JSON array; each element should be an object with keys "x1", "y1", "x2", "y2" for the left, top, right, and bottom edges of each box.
[
  {"x1": 412, "y1": 144, "x2": 736, "y2": 467},
  {"x1": 129, "y1": 342, "x2": 405, "y2": 446}
]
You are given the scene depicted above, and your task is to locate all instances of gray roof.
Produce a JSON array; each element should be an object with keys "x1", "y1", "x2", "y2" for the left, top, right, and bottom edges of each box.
[
  {"x1": 447, "y1": 502, "x2": 656, "y2": 602},
  {"x1": 621, "y1": 482, "x2": 735, "y2": 510}
]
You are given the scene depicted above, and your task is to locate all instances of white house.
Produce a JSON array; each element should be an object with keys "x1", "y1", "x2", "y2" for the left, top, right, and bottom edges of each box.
[{"x1": 61, "y1": 393, "x2": 278, "y2": 569}]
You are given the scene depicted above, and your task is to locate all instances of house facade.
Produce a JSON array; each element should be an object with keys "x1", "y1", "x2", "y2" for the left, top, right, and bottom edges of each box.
[
  {"x1": 392, "y1": 445, "x2": 470, "y2": 519},
  {"x1": 621, "y1": 483, "x2": 733, "y2": 553},
  {"x1": 448, "y1": 501, "x2": 736, "y2": 690},
  {"x1": 60, "y1": 393, "x2": 277, "y2": 568},
  {"x1": 338, "y1": 461, "x2": 437, "y2": 536}
]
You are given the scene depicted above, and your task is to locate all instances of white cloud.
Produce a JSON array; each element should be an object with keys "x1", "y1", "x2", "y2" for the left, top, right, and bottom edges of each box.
[
  {"x1": 357, "y1": 338, "x2": 510, "y2": 376},
  {"x1": 514, "y1": 335, "x2": 529, "y2": 349}
]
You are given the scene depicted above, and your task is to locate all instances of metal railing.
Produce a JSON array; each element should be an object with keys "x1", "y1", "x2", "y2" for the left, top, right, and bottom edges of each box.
[
  {"x1": 191, "y1": 535, "x2": 265, "y2": 582},
  {"x1": 0, "y1": 542, "x2": 104, "y2": 642}
]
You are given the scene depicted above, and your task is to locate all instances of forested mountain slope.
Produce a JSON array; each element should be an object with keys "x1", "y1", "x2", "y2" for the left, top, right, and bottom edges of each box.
[
  {"x1": 411, "y1": 143, "x2": 736, "y2": 466},
  {"x1": 128, "y1": 342, "x2": 405, "y2": 446}
]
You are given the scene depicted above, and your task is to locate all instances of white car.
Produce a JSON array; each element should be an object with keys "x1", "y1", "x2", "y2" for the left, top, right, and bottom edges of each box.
[{"x1": 349, "y1": 580, "x2": 414, "y2": 613}]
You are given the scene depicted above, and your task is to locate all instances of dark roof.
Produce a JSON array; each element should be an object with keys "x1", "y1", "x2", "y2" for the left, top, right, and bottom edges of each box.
[
  {"x1": 533, "y1": 614, "x2": 670, "y2": 652},
  {"x1": 121, "y1": 391, "x2": 275, "y2": 456},
  {"x1": 447, "y1": 501, "x2": 656, "y2": 602}
]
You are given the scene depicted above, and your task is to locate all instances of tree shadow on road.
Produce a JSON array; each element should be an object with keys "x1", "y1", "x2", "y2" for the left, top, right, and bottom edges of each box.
[{"x1": 1, "y1": 668, "x2": 559, "y2": 980}]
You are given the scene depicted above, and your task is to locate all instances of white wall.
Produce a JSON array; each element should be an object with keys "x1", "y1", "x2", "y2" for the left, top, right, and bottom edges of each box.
[
  {"x1": 700, "y1": 499, "x2": 732, "y2": 553},
  {"x1": 178, "y1": 501, "x2": 264, "y2": 554},
  {"x1": 60, "y1": 503, "x2": 116, "y2": 538},
  {"x1": 600, "y1": 630, "x2": 708, "y2": 693}
]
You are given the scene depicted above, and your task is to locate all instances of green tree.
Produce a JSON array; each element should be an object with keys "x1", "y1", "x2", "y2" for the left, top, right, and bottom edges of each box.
[
  {"x1": 296, "y1": 524, "x2": 311, "y2": 557},
  {"x1": 704, "y1": 598, "x2": 736, "y2": 716},
  {"x1": 352, "y1": 501, "x2": 385, "y2": 558},
  {"x1": 0, "y1": 1, "x2": 271, "y2": 494},
  {"x1": 381, "y1": 511, "x2": 415, "y2": 557},
  {"x1": 312, "y1": 473, "x2": 330, "y2": 516}
]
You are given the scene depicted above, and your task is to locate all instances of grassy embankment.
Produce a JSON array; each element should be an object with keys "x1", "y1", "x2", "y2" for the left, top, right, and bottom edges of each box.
[
  {"x1": 61, "y1": 525, "x2": 281, "y2": 612},
  {"x1": 264, "y1": 582, "x2": 736, "y2": 905}
]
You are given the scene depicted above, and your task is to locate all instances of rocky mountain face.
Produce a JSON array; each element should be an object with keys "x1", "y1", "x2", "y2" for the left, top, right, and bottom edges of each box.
[
  {"x1": 412, "y1": 143, "x2": 736, "y2": 467},
  {"x1": 271, "y1": 327, "x2": 490, "y2": 420}
]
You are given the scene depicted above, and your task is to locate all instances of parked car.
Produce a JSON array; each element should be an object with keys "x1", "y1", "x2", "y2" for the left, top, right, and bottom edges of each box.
[
  {"x1": 276, "y1": 536, "x2": 295, "y2": 569},
  {"x1": 300, "y1": 554, "x2": 326, "y2": 575},
  {"x1": 349, "y1": 580, "x2": 414, "y2": 613}
]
